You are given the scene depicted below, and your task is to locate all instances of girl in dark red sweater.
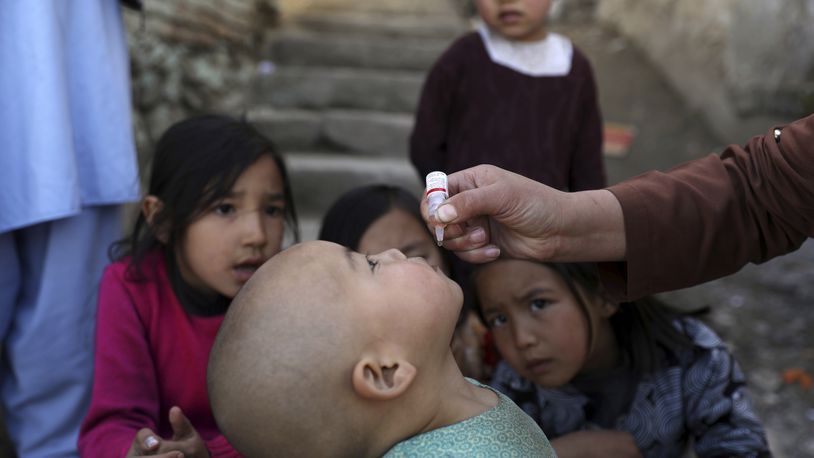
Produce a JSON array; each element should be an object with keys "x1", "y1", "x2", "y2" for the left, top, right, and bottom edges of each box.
[{"x1": 79, "y1": 114, "x2": 299, "y2": 457}]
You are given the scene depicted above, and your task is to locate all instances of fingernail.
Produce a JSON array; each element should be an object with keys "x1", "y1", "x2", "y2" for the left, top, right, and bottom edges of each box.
[
  {"x1": 145, "y1": 435, "x2": 158, "y2": 448},
  {"x1": 437, "y1": 204, "x2": 457, "y2": 223},
  {"x1": 484, "y1": 246, "x2": 500, "y2": 259},
  {"x1": 470, "y1": 228, "x2": 486, "y2": 243}
]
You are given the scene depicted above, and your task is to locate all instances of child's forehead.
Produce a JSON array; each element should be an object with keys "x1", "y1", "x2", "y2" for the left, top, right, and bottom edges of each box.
[
  {"x1": 242, "y1": 245, "x2": 350, "y2": 317},
  {"x1": 270, "y1": 241, "x2": 351, "y2": 284},
  {"x1": 480, "y1": 258, "x2": 550, "y2": 276},
  {"x1": 477, "y1": 259, "x2": 566, "y2": 290}
]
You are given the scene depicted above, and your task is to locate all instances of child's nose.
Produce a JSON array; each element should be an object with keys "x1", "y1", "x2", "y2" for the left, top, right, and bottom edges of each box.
[
  {"x1": 378, "y1": 248, "x2": 407, "y2": 261},
  {"x1": 512, "y1": 322, "x2": 538, "y2": 348},
  {"x1": 241, "y1": 210, "x2": 268, "y2": 246}
]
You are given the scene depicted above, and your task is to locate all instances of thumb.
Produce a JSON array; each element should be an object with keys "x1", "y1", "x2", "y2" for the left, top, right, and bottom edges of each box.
[
  {"x1": 169, "y1": 406, "x2": 196, "y2": 440},
  {"x1": 436, "y1": 184, "x2": 501, "y2": 225}
]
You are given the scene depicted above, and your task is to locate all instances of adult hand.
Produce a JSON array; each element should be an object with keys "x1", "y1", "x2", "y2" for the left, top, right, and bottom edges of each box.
[
  {"x1": 550, "y1": 430, "x2": 642, "y2": 458},
  {"x1": 423, "y1": 165, "x2": 626, "y2": 263},
  {"x1": 423, "y1": 165, "x2": 564, "y2": 263}
]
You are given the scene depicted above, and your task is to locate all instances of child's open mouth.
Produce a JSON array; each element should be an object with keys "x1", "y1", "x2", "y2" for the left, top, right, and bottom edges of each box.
[
  {"x1": 499, "y1": 11, "x2": 523, "y2": 24},
  {"x1": 233, "y1": 262, "x2": 262, "y2": 283}
]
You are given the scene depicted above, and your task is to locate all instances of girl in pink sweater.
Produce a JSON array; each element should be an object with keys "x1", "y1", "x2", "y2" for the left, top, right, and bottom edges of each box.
[{"x1": 79, "y1": 114, "x2": 299, "y2": 457}]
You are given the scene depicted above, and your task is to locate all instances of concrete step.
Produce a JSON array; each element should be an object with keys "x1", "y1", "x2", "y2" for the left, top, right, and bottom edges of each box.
[
  {"x1": 280, "y1": 0, "x2": 463, "y2": 16},
  {"x1": 289, "y1": 10, "x2": 466, "y2": 40},
  {"x1": 283, "y1": 151, "x2": 422, "y2": 218},
  {"x1": 249, "y1": 107, "x2": 413, "y2": 157},
  {"x1": 256, "y1": 66, "x2": 424, "y2": 112},
  {"x1": 268, "y1": 29, "x2": 451, "y2": 71}
]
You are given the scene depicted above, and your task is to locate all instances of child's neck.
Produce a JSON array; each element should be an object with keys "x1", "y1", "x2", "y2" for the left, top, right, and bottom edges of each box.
[
  {"x1": 166, "y1": 249, "x2": 230, "y2": 316},
  {"x1": 420, "y1": 355, "x2": 497, "y2": 433},
  {"x1": 508, "y1": 29, "x2": 548, "y2": 43},
  {"x1": 367, "y1": 355, "x2": 497, "y2": 458}
]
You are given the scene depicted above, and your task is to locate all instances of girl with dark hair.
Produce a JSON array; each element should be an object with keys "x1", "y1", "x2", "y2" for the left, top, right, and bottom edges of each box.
[
  {"x1": 79, "y1": 114, "x2": 299, "y2": 457},
  {"x1": 319, "y1": 185, "x2": 445, "y2": 269},
  {"x1": 474, "y1": 260, "x2": 771, "y2": 458},
  {"x1": 318, "y1": 184, "x2": 488, "y2": 380}
]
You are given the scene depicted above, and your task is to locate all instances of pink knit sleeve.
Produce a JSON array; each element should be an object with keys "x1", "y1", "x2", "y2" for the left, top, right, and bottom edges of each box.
[
  {"x1": 206, "y1": 434, "x2": 242, "y2": 457},
  {"x1": 78, "y1": 265, "x2": 161, "y2": 457}
]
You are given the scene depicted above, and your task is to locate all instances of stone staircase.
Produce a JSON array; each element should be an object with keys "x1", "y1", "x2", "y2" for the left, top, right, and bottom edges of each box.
[{"x1": 248, "y1": 1, "x2": 467, "y2": 240}]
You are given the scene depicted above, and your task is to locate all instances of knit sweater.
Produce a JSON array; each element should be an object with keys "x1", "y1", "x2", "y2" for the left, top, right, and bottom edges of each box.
[{"x1": 79, "y1": 250, "x2": 239, "y2": 457}]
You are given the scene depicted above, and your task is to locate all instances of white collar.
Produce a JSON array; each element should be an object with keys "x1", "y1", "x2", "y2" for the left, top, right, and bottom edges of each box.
[{"x1": 477, "y1": 21, "x2": 573, "y2": 77}]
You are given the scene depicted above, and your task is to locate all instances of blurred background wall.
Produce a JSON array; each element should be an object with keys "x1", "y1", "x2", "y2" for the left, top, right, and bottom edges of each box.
[
  {"x1": 123, "y1": 0, "x2": 279, "y2": 173},
  {"x1": 598, "y1": 0, "x2": 814, "y2": 140}
]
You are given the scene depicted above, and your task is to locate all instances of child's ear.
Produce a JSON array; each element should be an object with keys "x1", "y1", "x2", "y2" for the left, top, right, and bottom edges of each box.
[
  {"x1": 142, "y1": 195, "x2": 168, "y2": 243},
  {"x1": 351, "y1": 357, "x2": 416, "y2": 401}
]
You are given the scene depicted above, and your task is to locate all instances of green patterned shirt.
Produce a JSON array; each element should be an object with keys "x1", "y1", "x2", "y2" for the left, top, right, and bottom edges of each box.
[{"x1": 383, "y1": 379, "x2": 556, "y2": 457}]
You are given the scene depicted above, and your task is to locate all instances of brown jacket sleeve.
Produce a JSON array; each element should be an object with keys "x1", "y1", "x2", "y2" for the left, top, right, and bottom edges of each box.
[{"x1": 599, "y1": 113, "x2": 814, "y2": 300}]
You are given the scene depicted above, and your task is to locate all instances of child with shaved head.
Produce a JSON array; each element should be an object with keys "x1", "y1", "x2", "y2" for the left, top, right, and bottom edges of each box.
[{"x1": 208, "y1": 241, "x2": 555, "y2": 457}]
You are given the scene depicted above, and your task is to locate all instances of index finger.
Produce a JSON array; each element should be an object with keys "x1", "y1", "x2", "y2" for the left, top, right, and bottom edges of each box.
[
  {"x1": 422, "y1": 166, "x2": 487, "y2": 225},
  {"x1": 445, "y1": 164, "x2": 497, "y2": 196}
]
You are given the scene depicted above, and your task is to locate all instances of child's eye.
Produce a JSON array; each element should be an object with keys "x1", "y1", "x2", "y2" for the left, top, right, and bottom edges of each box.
[
  {"x1": 265, "y1": 205, "x2": 284, "y2": 217},
  {"x1": 486, "y1": 314, "x2": 507, "y2": 329},
  {"x1": 365, "y1": 255, "x2": 378, "y2": 272},
  {"x1": 214, "y1": 203, "x2": 235, "y2": 215},
  {"x1": 530, "y1": 299, "x2": 550, "y2": 311},
  {"x1": 403, "y1": 248, "x2": 430, "y2": 260}
]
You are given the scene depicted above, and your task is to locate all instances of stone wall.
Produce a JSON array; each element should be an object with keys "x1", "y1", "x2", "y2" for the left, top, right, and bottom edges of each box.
[
  {"x1": 124, "y1": 0, "x2": 278, "y2": 171},
  {"x1": 598, "y1": 0, "x2": 814, "y2": 141}
]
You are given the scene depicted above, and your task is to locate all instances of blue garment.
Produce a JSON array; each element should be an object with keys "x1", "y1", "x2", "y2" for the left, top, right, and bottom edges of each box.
[
  {"x1": 0, "y1": 206, "x2": 123, "y2": 457},
  {"x1": 0, "y1": 0, "x2": 139, "y2": 456},
  {"x1": 383, "y1": 378, "x2": 556, "y2": 457},
  {"x1": 0, "y1": 0, "x2": 139, "y2": 233},
  {"x1": 491, "y1": 317, "x2": 771, "y2": 458}
]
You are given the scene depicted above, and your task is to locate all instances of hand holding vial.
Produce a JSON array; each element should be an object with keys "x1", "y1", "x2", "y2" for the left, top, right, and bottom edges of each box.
[{"x1": 422, "y1": 165, "x2": 625, "y2": 264}]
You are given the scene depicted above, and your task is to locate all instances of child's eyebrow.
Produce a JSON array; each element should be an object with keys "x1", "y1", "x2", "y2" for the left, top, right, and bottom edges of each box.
[
  {"x1": 222, "y1": 190, "x2": 285, "y2": 201},
  {"x1": 515, "y1": 288, "x2": 554, "y2": 303}
]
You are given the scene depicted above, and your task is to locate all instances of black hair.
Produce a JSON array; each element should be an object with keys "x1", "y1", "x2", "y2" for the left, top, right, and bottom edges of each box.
[
  {"x1": 475, "y1": 261, "x2": 696, "y2": 377},
  {"x1": 111, "y1": 114, "x2": 299, "y2": 314},
  {"x1": 318, "y1": 184, "x2": 426, "y2": 251}
]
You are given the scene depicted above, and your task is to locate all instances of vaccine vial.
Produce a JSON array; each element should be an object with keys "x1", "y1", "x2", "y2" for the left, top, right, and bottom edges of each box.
[{"x1": 425, "y1": 171, "x2": 448, "y2": 246}]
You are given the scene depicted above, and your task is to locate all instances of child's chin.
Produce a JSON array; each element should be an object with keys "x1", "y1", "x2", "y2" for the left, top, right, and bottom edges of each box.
[
  {"x1": 220, "y1": 283, "x2": 242, "y2": 298},
  {"x1": 526, "y1": 372, "x2": 567, "y2": 389}
]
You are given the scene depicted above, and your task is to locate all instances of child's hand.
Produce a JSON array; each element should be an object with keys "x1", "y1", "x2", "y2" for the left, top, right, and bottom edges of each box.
[
  {"x1": 125, "y1": 428, "x2": 183, "y2": 457},
  {"x1": 451, "y1": 311, "x2": 488, "y2": 380},
  {"x1": 551, "y1": 430, "x2": 642, "y2": 458},
  {"x1": 154, "y1": 406, "x2": 211, "y2": 458},
  {"x1": 124, "y1": 407, "x2": 210, "y2": 458}
]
